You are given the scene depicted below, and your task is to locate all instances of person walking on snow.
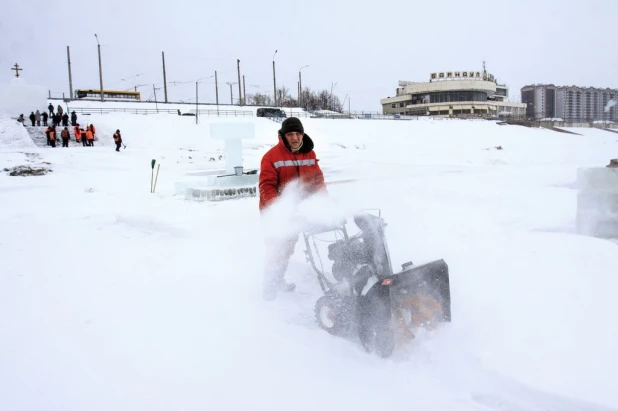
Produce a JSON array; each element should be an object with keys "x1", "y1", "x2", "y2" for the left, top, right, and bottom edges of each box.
[
  {"x1": 35, "y1": 110, "x2": 41, "y2": 126},
  {"x1": 29, "y1": 112, "x2": 35, "y2": 126},
  {"x1": 258, "y1": 117, "x2": 327, "y2": 301},
  {"x1": 113, "y1": 129, "x2": 122, "y2": 152}
]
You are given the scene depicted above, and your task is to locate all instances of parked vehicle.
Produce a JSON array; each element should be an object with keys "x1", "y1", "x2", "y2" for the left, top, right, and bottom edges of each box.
[{"x1": 257, "y1": 108, "x2": 287, "y2": 118}]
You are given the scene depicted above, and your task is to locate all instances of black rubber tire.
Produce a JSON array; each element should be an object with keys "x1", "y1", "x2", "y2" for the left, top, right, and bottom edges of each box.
[
  {"x1": 357, "y1": 283, "x2": 395, "y2": 358},
  {"x1": 315, "y1": 295, "x2": 354, "y2": 336}
]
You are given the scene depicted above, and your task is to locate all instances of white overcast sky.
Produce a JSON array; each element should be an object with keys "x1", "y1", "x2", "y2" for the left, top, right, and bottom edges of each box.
[{"x1": 1, "y1": 0, "x2": 616, "y2": 111}]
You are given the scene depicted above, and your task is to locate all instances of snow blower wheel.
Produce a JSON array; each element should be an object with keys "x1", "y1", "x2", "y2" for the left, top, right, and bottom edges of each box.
[{"x1": 315, "y1": 295, "x2": 353, "y2": 336}]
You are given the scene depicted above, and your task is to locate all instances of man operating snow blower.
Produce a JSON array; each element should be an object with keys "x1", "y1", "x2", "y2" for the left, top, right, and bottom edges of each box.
[{"x1": 259, "y1": 117, "x2": 327, "y2": 301}]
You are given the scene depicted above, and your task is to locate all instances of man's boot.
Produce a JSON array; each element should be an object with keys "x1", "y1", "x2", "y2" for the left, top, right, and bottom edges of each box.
[{"x1": 262, "y1": 278, "x2": 296, "y2": 301}]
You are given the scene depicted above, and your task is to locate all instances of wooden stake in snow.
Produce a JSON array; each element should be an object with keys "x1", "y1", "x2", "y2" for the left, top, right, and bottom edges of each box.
[
  {"x1": 153, "y1": 164, "x2": 161, "y2": 193},
  {"x1": 151, "y1": 159, "x2": 156, "y2": 193}
]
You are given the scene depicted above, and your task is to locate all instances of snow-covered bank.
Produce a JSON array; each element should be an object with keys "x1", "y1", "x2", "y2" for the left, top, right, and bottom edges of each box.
[{"x1": 1, "y1": 114, "x2": 617, "y2": 411}]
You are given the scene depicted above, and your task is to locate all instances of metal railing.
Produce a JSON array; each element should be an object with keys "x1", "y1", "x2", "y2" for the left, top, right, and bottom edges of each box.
[
  {"x1": 194, "y1": 109, "x2": 253, "y2": 117},
  {"x1": 68, "y1": 107, "x2": 254, "y2": 117}
]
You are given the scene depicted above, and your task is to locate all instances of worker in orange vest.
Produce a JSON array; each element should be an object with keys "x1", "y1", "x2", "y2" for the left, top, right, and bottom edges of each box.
[
  {"x1": 48, "y1": 127, "x2": 57, "y2": 148},
  {"x1": 113, "y1": 129, "x2": 122, "y2": 152},
  {"x1": 74, "y1": 124, "x2": 81, "y2": 143},
  {"x1": 44, "y1": 126, "x2": 52, "y2": 146},
  {"x1": 60, "y1": 127, "x2": 70, "y2": 147},
  {"x1": 86, "y1": 128, "x2": 94, "y2": 146},
  {"x1": 81, "y1": 129, "x2": 88, "y2": 147}
]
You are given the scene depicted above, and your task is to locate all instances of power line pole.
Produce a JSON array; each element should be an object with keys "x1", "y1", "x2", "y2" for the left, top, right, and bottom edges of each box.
[
  {"x1": 94, "y1": 34, "x2": 104, "y2": 101},
  {"x1": 153, "y1": 84, "x2": 158, "y2": 113},
  {"x1": 299, "y1": 65, "x2": 308, "y2": 108},
  {"x1": 272, "y1": 50, "x2": 278, "y2": 106},
  {"x1": 67, "y1": 46, "x2": 73, "y2": 100},
  {"x1": 196, "y1": 82, "x2": 198, "y2": 125},
  {"x1": 237, "y1": 59, "x2": 242, "y2": 106},
  {"x1": 162, "y1": 51, "x2": 168, "y2": 103},
  {"x1": 243, "y1": 75, "x2": 246, "y2": 105}
]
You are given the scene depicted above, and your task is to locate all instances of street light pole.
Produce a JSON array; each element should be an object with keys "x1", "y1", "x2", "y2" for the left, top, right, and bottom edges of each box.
[
  {"x1": 215, "y1": 70, "x2": 219, "y2": 115},
  {"x1": 272, "y1": 50, "x2": 278, "y2": 106},
  {"x1": 94, "y1": 34, "x2": 104, "y2": 102},
  {"x1": 237, "y1": 59, "x2": 242, "y2": 106},
  {"x1": 299, "y1": 65, "x2": 308, "y2": 108},
  {"x1": 330, "y1": 82, "x2": 337, "y2": 111},
  {"x1": 226, "y1": 82, "x2": 236, "y2": 104}
]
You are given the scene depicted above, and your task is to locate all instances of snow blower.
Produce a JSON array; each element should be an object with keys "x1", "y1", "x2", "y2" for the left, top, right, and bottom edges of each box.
[{"x1": 302, "y1": 211, "x2": 451, "y2": 357}]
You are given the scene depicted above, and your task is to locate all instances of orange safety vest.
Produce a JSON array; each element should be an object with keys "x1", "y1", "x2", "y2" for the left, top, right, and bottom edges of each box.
[
  {"x1": 86, "y1": 131, "x2": 94, "y2": 140},
  {"x1": 74, "y1": 127, "x2": 80, "y2": 137},
  {"x1": 113, "y1": 132, "x2": 119, "y2": 142},
  {"x1": 49, "y1": 131, "x2": 56, "y2": 141}
]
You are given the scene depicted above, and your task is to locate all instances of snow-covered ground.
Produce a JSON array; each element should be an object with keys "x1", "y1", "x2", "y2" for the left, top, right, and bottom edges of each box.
[{"x1": 1, "y1": 109, "x2": 617, "y2": 411}]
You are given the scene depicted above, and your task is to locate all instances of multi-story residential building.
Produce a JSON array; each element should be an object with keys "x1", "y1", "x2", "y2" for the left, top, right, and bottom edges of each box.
[{"x1": 521, "y1": 84, "x2": 617, "y2": 122}]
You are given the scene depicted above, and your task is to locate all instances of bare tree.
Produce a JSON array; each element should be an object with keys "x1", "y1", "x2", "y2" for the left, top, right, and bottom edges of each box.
[
  {"x1": 248, "y1": 86, "x2": 345, "y2": 112},
  {"x1": 247, "y1": 92, "x2": 273, "y2": 106}
]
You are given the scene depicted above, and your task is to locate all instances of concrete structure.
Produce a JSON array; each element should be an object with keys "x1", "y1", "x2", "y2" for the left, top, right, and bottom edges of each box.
[
  {"x1": 576, "y1": 166, "x2": 618, "y2": 238},
  {"x1": 521, "y1": 84, "x2": 618, "y2": 122},
  {"x1": 175, "y1": 122, "x2": 258, "y2": 202},
  {"x1": 380, "y1": 68, "x2": 525, "y2": 118}
]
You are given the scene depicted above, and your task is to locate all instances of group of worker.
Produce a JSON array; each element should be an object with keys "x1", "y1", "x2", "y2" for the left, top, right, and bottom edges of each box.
[{"x1": 44, "y1": 123, "x2": 97, "y2": 148}]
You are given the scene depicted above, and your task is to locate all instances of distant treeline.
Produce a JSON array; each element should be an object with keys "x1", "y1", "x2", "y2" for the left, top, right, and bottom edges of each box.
[{"x1": 246, "y1": 86, "x2": 343, "y2": 112}]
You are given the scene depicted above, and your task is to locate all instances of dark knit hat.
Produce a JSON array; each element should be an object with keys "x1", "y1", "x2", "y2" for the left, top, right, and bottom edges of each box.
[{"x1": 279, "y1": 117, "x2": 304, "y2": 135}]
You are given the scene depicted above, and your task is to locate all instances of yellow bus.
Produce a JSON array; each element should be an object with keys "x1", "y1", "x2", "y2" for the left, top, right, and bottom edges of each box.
[{"x1": 75, "y1": 89, "x2": 141, "y2": 102}]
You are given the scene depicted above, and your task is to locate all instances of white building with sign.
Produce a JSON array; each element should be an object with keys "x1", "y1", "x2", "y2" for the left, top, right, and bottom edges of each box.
[{"x1": 380, "y1": 68, "x2": 525, "y2": 118}]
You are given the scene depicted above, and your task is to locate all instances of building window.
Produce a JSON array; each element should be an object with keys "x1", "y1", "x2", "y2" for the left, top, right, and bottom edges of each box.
[{"x1": 429, "y1": 91, "x2": 487, "y2": 103}]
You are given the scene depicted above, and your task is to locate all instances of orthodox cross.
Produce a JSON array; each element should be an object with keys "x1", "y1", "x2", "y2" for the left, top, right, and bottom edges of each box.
[{"x1": 11, "y1": 63, "x2": 23, "y2": 78}]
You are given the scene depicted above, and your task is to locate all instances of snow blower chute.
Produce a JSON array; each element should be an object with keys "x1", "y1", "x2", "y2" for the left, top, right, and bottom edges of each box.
[{"x1": 303, "y1": 211, "x2": 451, "y2": 357}]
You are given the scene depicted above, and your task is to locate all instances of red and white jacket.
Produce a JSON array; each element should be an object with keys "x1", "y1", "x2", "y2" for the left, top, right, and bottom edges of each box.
[{"x1": 259, "y1": 134, "x2": 326, "y2": 211}]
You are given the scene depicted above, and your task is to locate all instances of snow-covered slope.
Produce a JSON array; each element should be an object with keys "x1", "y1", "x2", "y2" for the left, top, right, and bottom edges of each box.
[
  {"x1": 0, "y1": 115, "x2": 36, "y2": 149},
  {"x1": 1, "y1": 109, "x2": 617, "y2": 411}
]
